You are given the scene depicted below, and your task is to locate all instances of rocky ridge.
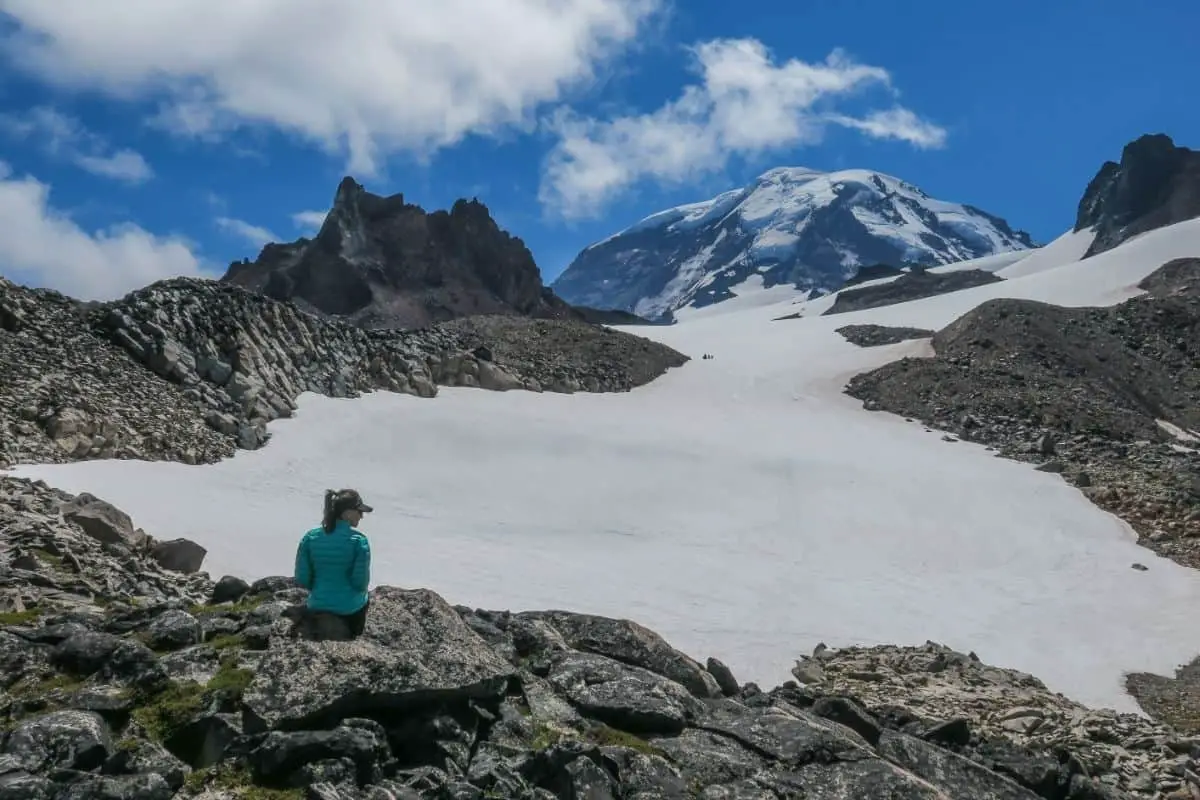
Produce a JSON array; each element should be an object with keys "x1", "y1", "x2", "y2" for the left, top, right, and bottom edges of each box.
[
  {"x1": 1077, "y1": 135, "x2": 1200, "y2": 258},
  {"x1": 835, "y1": 324, "x2": 936, "y2": 348},
  {"x1": 843, "y1": 258, "x2": 1200, "y2": 571},
  {"x1": 0, "y1": 276, "x2": 687, "y2": 468},
  {"x1": 3, "y1": 477, "x2": 1198, "y2": 799},
  {"x1": 222, "y1": 178, "x2": 576, "y2": 330},
  {"x1": 820, "y1": 269, "x2": 1004, "y2": 316}
]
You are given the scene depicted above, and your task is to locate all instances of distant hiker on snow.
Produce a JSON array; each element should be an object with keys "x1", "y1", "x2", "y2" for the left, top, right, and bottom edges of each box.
[{"x1": 291, "y1": 488, "x2": 373, "y2": 641}]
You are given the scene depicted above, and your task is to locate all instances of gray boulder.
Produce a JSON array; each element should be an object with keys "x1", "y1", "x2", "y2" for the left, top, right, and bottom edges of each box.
[
  {"x1": 2, "y1": 710, "x2": 112, "y2": 773},
  {"x1": 518, "y1": 610, "x2": 721, "y2": 698},
  {"x1": 242, "y1": 587, "x2": 515, "y2": 731},
  {"x1": 59, "y1": 495, "x2": 145, "y2": 549},
  {"x1": 148, "y1": 539, "x2": 207, "y2": 574}
]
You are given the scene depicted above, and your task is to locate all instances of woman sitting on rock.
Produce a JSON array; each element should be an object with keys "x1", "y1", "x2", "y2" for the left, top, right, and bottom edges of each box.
[{"x1": 293, "y1": 488, "x2": 373, "y2": 640}]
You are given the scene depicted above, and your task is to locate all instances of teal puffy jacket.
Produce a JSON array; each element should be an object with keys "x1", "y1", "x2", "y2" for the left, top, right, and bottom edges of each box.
[{"x1": 293, "y1": 520, "x2": 371, "y2": 615}]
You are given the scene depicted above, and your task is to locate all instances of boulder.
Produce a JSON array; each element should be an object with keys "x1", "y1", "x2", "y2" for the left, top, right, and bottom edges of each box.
[
  {"x1": 2, "y1": 710, "x2": 113, "y2": 773},
  {"x1": 518, "y1": 611, "x2": 721, "y2": 699},
  {"x1": 210, "y1": 575, "x2": 251, "y2": 604},
  {"x1": 59, "y1": 495, "x2": 145, "y2": 549},
  {"x1": 705, "y1": 656, "x2": 740, "y2": 697},
  {"x1": 242, "y1": 587, "x2": 515, "y2": 731},
  {"x1": 144, "y1": 610, "x2": 202, "y2": 651},
  {"x1": 148, "y1": 539, "x2": 207, "y2": 574},
  {"x1": 876, "y1": 730, "x2": 1043, "y2": 799},
  {"x1": 545, "y1": 652, "x2": 703, "y2": 734},
  {"x1": 54, "y1": 773, "x2": 173, "y2": 800}
]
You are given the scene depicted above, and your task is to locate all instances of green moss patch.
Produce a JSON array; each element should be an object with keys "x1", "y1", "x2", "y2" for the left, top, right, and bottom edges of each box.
[
  {"x1": 206, "y1": 633, "x2": 246, "y2": 651},
  {"x1": 588, "y1": 723, "x2": 665, "y2": 757},
  {"x1": 33, "y1": 548, "x2": 63, "y2": 566},
  {"x1": 184, "y1": 766, "x2": 304, "y2": 799},
  {"x1": 131, "y1": 681, "x2": 206, "y2": 741},
  {"x1": 130, "y1": 654, "x2": 255, "y2": 742},
  {"x1": 529, "y1": 720, "x2": 664, "y2": 757},
  {"x1": 189, "y1": 596, "x2": 265, "y2": 616},
  {"x1": 0, "y1": 609, "x2": 43, "y2": 626}
]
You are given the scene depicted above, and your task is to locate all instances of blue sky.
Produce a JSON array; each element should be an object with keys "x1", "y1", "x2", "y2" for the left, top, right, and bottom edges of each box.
[{"x1": 0, "y1": 0, "x2": 1195, "y2": 299}]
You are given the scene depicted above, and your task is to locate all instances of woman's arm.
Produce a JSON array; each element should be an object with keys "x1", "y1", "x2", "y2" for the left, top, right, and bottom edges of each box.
[
  {"x1": 294, "y1": 535, "x2": 314, "y2": 590},
  {"x1": 350, "y1": 535, "x2": 371, "y2": 593}
]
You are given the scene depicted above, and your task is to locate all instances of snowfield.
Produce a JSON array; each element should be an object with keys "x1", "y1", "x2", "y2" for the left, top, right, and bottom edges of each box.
[{"x1": 12, "y1": 219, "x2": 1200, "y2": 715}]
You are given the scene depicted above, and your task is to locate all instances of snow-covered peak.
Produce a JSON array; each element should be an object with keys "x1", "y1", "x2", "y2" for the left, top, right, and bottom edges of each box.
[{"x1": 554, "y1": 167, "x2": 1035, "y2": 319}]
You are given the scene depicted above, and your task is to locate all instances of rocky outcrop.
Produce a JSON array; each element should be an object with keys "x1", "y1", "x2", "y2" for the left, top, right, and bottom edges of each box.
[
  {"x1": 822, "y1": 269, "x2": 1004, "y2": 316},
  {"x1": 0, "y1": 275, "x2": 687, "y2": 467},
  {"x1": 836, "y1": 324, "x2": 936, "y2": 347},
  {"x1": 842, "y1": 262, "x2": 908, "y2": 287},
  {"x1": 223, "y1": 177, "x2": 575, "y2": 330},
  {"x1": 437, "y1": 316, "x2": 689, "y2": 394},
  {"x1": 1076, "y1": 134, "x2": 1200, "y2": 258},
  {"x1": 844, "y1": 259, "x2": 1200, "y2": 569},
  {"x1": 0, "y1": 279, "x2": 234, "y2": 468},
  {"x1": 5, "y1": 479, "x2": 1197, "y2": 798},
  {"x1": 1128, "y1": 655, "x2": 1200, "y2": 739},
  {"x1": 793, "y1": 641, "x2": 1200, "y2": 799}
]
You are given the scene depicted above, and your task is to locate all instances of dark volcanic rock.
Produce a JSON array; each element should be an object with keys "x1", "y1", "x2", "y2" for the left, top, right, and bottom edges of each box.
[
  {"x1": 842, "y1": 262, "x2": 908, "y2": 287},
  {"x1": 2, "y1": 710, "x2": 112, "y2": 772},
  {"x1": 1076, "y1": 134, "x2": 1200, "y2": 257},
  {"x1": 436, "y1": 316, "x2": 689, "y2": 394},
  {"x1": 241, "y1": 587, "x2": 516, "y2": 731},
  {"x1": 823, "y1": 269, "x2": 1003, "y2": 315},
  {"x1": 1126, "y1": 653, "x2": 1200, "y2": 736},
  {"x1": 223, "y1": 177, "x2": 575, "y2": 330},
  {"x1": 836, "y1": 324, "x2": 935, "y2": 347}
]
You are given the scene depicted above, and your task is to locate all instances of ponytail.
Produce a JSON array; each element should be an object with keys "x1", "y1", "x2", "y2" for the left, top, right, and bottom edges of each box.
[{"x1": 321, "y1": 489, "x2": 338, "y2": 533}]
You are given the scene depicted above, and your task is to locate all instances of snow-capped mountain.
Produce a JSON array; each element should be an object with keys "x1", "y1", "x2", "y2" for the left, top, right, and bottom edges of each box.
[{"x1": 551, "y1": 167, "x2": 1036, "y2": 319}]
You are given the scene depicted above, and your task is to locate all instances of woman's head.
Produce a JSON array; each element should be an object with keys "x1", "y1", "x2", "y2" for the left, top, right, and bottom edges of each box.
[{"x1": 322, "y1": 489, "x2": 373, "y2": 532}]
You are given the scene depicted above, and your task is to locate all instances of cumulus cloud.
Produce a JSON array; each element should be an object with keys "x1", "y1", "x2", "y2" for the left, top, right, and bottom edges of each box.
[
  {"x1": 215, "y1": 216, "x2": 279, "y2": 249},
  {"x1": 0, "y1": 106, "x2": 154, "y2": 183},
  {"x1": 291, "y1": 210, "x2": 328, "y2": 234},
  {"x1": 539, "y1": 39, "x2": 948, "y2": 218},
  {"x1": 0, "y1": 164, "x2": 208, "y2": 300},
  {"x1": 0, "y1": 0, "x2": 659, "y2": 175}
]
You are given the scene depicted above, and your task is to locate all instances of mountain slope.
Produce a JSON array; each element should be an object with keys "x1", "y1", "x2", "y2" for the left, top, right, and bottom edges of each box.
[
  {"x1": 552, "y1": 167, "x2": 1035, "y2": 319},
  {"x1": 223, "y1": 177, "x2": 574, "y2": 329}
]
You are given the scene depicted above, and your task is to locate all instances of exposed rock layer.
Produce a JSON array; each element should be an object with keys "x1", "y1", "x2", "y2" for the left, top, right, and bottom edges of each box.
[{"x1": 822, "y1": 269, "x2": 1004, "y2": 316}]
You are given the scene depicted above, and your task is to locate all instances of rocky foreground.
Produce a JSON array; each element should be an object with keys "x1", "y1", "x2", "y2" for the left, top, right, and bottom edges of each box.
[
  {"x1": 3, "y1": 478, "x2": 1199, "y2": 800},
  {"x1": 844, "y1": 259, "x2": 1200, "y2": 572},
  {"x1": 0, "y1": 276, "x2": 687, "y2": 469}
]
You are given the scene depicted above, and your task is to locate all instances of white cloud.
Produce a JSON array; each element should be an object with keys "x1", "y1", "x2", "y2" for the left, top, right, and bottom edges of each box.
[
  {"x1": 291, "y1": 210, "x2": 328, "y2": 234},
  {"x1": 539, "y1": 39, "x2": 948, "y2": 218},
  {"x1": 827, "y1": 108, "x2": 948, "y2": 149},
  {"x1": 0, "y1": 164, "x2": 207, "y2": 300},
  {"x1": 215, "y1": 216, "x2": 278, "y2": 249},
  {"x1": 0, "y1": 0, "x2": 660, "y2": 175},
  {"x1": 0, "y1": 106, "x2": 154, "y2": 183}
]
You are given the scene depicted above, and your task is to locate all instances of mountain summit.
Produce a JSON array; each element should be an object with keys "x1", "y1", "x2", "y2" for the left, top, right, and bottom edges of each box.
[
  {"x1": 222, "y1": 177, "x2": 572, "y2": 329},
  {"x1": 551, "y1": 167, "x2": 1035, "y2": 319},
  {"x1": 1075, "y1": 133, "x2": 1200, "y2": 258}
]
